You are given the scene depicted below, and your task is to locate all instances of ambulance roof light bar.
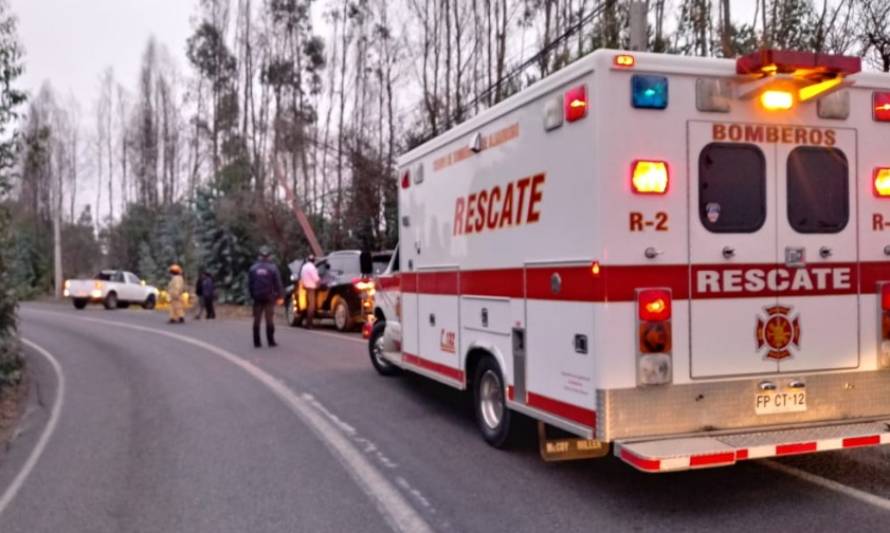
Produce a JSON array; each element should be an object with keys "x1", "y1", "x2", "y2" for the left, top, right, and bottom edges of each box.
[
  {"x1": 736, "y1": 49, "x2": 860, "y2": 110},
  {"x1": 736, "y1": 49, "x2": 861, "y2": 77}
]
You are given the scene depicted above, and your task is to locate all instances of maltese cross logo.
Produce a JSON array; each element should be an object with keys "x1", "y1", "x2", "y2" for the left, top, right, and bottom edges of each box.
[{"x1": 756, "y1": 305, "x2": 800, "y2": 361}]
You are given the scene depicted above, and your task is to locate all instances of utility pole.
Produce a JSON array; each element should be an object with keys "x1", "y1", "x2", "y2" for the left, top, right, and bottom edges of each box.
[
  {"x1": 629, "y1": 1, "x2": 648, "y2": 51},
  {"x1": 52, "y1": 172, "x2": 63, "y2": 299}
]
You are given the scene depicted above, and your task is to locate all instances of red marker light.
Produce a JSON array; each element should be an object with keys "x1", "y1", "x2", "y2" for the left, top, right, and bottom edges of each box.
[
  {"x1": 401, "y1": 170, "x2": 410, "y2": 189},
  {"x1": 564, "y1": 85, "x2": 588, "y2": 122},
  {"x1": 631, "y1": 160, "x2": 669, "y2": 195},
  {"x1": 874, "y1": 92, "x2": 890, "y2": 122}
]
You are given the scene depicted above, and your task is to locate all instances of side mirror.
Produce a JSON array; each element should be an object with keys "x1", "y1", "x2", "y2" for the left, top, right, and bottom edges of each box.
[{"x1": 359, "y1": 250, "x2": 373, "y2": 276}]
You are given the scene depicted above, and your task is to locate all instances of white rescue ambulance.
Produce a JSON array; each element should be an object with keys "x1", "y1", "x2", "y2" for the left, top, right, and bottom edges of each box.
[{"x1": 368, "y1": 48, "x2": 890, "y2": 472}]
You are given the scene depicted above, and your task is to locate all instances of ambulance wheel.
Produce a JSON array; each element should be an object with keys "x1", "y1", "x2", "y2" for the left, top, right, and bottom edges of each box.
[
  {"x1": 73, "y1": 299, "x2": 87, "y2": 310},
  {"x1": 369, "y1": 321, "x2": 399, "y2": 376},
  {"x1": 333, "y1": 298, "x2": 353, "y2": 332},
  {"x1": 474, "y1": 357, "x2": 513, "y2": 448},
  {"x1": 103, "y1": 292, "x2": 118, "y2": 310}
]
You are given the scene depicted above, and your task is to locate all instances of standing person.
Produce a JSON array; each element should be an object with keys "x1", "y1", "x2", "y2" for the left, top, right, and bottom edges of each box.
[
  {"x1": 193, "y1": 272, "x2": 205, "y2": 319},
  {"x1": 299, "y1": 254, "x2": 320, "y2": 329},
  {"x1": 201, "y1": 271, "x2": 216, "y2": 319},
  {"x1": 167, "y1": 264, "x2": 185, "y2": 324},
  {"x1": 248, "y1": 246, "x2": 283, "y2": 348}
]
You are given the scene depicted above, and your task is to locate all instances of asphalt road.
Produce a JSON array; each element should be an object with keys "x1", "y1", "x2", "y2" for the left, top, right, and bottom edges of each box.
[{"x1": 3, "y1": 302, "x2": 890, "y2": 532}]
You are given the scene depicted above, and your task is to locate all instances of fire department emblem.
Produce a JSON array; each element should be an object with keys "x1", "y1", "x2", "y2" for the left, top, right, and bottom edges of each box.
[{"x1": 756, "y1": 305, "x2": 800, "y2": 360}]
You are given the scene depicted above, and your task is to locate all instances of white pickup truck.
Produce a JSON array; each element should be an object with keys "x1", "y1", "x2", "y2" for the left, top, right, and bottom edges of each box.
[{"x1": 64, "y1": 270, "x2": 159, "y2": 310}]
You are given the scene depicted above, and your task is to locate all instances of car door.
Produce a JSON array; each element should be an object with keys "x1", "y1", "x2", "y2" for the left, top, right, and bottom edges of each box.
[{"x1": 124, "y1": 272, "x2": 143, "y2": 302}]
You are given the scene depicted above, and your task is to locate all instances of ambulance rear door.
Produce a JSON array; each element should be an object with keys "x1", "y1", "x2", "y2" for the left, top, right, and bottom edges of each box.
[
  {"x1": 775, "y1": 128, "x2": 859, "y2": 372},
  {"x1": 688, "y1": 121, "x2": 779, "y2": 377}
]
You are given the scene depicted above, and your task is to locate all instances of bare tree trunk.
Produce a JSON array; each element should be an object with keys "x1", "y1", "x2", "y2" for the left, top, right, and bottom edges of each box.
[{"x1": 335, "y1": 0, "x2": 350, "y2": 244}]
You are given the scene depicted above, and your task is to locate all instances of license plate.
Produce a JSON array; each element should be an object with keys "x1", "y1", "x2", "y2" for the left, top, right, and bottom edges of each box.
[{"x1": 755, "y1": 390, "x2": 807, "y2": 415}]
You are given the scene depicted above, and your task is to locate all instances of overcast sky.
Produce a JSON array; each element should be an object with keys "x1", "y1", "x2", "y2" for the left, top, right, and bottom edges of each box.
[
  {"x1": 11, "y1": 0, "x2": 194, "y2": 103},
  {"x1": 7, "y1": 0, "x2": 759, "y2": 219},
  {"x1": 11, "y1": 0, "x2": 760, "y2": 108}
]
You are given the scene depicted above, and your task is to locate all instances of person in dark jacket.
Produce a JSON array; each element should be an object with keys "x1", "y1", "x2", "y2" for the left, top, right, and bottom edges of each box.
[
  {"x1": 248, "y1": 246, "x2": 283, "y2": 348},
  {"x1": 201, "y1": 272, "x2": 216, "y2": 319},
  {"x1": 194, "y1": 273, "x2": 206, "y2": 319}
]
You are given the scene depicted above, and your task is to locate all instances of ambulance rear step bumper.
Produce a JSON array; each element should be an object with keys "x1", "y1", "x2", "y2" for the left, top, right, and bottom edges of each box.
[{"x1": 616, "y1": 420, "x2": 890, "y2": 473}]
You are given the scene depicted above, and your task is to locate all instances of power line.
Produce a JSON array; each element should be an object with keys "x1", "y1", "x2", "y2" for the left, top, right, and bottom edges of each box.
[{"x1": 464, "y1": 1, "x2": 607, "y2": 114}]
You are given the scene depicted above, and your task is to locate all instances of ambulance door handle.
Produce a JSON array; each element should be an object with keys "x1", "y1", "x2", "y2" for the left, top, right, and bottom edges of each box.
[
  {"x1": 788, "y1": 380, "x2": 806, "y2": 389},
  {"x1": 644, "y1": 247, "x2": 662, "y2": 259},
  {"x1": 819, "y1": 246, "x2": 832, "y2": 259},
  {"x1": 722, "y1": 246, "x2": 735, "y2": 259},
  {"x1": 758, "y1": 381, "x2": 777, "y2": 391}
]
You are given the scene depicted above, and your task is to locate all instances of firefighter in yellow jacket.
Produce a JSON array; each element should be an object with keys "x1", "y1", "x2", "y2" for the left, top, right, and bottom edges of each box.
[{"x1": 167, "y1": 264, "x2": 185, "y2": 324}]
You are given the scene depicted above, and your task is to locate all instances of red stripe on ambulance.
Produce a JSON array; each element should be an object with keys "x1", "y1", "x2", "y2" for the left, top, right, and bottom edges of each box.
[
  {"x1": 402, "y1": 352, "x2": 465, "y2": 383},
  {"x1": 401, "y1": 262, "x2": 890, "y2": 300}
]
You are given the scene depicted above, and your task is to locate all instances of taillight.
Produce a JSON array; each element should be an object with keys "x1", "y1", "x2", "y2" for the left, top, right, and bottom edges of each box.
[
  {"x1": 875, "y1": 168, "x2": 890, "y2": 198},
  {"x1": 564, "y1": 85, "x2": 588, "y2": 123},
  {"x1": 639, "y1": 289, "x2": 671, "y2": 321},
  {"x1": 637, "y1": 288, "x2": 672, "y2": 386},
  {"x1": 874, "y1": 92, "x2": 890, "y2": 122},
  {"x1": 401, "y1": 171, "x2": 410, "y2": 189},
  {"x1": 353, "y1": 277, "x2": 375, "y2": 293},
  {"x1": 879, "y1": 283, "x2": 890, "y2": 369},
  {"x1": 631, "y1": 160, "x2": 669, "y2": 195}
]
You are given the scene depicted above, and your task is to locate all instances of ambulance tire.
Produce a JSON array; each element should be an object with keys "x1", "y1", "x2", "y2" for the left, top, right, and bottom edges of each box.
[
  {"x1": 473, "y1": 357, "x2": 513, "y2": 448},
  {"x1": 369, "y1": 321, "x2": 399, "y2": 376}
]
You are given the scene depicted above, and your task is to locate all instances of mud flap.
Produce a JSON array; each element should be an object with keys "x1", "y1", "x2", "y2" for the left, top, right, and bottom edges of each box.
[{"x1": 538, "y1": 422, "x2": 610, "y2": 462}]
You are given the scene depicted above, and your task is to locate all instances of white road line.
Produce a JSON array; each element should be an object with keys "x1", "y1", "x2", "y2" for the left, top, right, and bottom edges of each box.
[
  {"x1": 299, "y1": 327, "x2": 365, "y2": 345},
  {"x1": 0, "y1": 338, "x2": 65, "y2": 517},
  {"x1": 26, "y1": 310, "x2": 433, "y2": 533},
  {"x1": 761, "y1": 459, "x2": 890, "y2": 512}
]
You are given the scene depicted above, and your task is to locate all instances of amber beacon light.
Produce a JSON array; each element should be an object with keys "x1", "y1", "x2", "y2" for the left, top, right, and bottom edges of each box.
[
  {"x1": 874, "y1": 168, "x2": 890, "y2": 198},
  {"x1": 760, "y1": 89, "x2": 794, "y2": 111},
  {"x1": 631, "y1": 160, "x2": 669, "y2": 194}
]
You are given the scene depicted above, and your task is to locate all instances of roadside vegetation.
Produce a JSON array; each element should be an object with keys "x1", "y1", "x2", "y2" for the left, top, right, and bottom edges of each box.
[
  {"x1": 0, "y1": 0, "x2": 25, "y2": 387},
  {"x1": 3, "y1": 0, "x2": 890, "y2": 305}
]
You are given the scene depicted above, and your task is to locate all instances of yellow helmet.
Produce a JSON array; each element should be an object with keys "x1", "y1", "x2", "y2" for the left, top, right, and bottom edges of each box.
[{"x1": 169, "y1": 264, "x2": 182, "y2": 275}]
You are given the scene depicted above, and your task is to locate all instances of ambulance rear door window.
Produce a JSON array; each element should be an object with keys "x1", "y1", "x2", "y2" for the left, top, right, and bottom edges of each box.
[
  {"x1": 699, "y1": 143, "x2": 766, "y2": 233},
  {"x1": 787, "y1": 147, "x2": 849, "y2": 233}
]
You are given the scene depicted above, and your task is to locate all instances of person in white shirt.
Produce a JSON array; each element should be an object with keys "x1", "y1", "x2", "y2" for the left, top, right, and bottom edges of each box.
[{"x1": 299, "y1": 255, "x2": 321, "y2": 328}]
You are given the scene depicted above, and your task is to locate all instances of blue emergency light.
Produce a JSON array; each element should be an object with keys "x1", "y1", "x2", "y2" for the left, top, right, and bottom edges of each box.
[{"x1": 632, "y1": 75, "x2": 668, "y2": 109}]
